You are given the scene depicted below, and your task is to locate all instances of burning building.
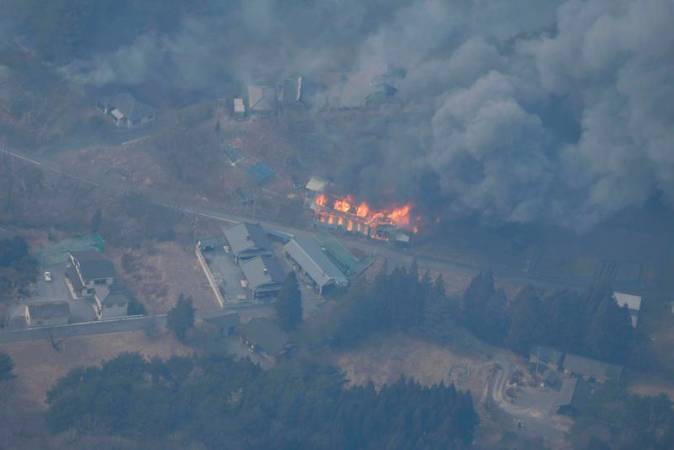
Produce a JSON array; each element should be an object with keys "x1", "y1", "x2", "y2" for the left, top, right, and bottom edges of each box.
[{"x1": 310, "y1": 192, "x2": 417, "y2": 243}]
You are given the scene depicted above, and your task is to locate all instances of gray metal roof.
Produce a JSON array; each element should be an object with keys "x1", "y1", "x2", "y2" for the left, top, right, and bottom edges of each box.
[
  {"x1": 70, "y1": 251, "x2": 115, "y2": 282},
  {"x1": 240, "y1": 255, "x2": 285, "y2": 292},
  {"x1": 223, "y1": 223, "x2": 271, "y2": 258},
  {"x1": 284, "y1": 237, "x2": 347, "y2": 288}
]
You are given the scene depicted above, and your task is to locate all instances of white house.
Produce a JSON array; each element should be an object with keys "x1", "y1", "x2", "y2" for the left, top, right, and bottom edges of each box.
[{"x1": 613, "y1": 292, "x2": 642, "y2": 328}]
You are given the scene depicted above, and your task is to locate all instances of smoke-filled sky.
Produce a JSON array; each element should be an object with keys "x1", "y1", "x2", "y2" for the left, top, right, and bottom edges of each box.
[{"x1": 22, "y1": 0, "x2": 674, "y2": 230}]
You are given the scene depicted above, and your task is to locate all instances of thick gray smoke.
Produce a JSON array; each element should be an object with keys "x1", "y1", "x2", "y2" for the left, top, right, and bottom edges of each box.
[{"x1": 58, "y1": 0, "x2": 674, "y2": 230}]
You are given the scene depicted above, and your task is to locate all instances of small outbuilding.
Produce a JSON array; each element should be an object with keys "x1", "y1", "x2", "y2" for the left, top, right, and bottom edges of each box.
[
  {"x1": 26, "y1": 301, "x2": 70, "y2": 327},
  {"x1": 613, "y1": 291, "x2": 642, "y2": 328}
]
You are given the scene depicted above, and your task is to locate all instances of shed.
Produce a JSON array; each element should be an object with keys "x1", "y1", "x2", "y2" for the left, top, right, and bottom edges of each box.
[{"x1": 27, "y1": 301, "x2": 70, "y2": 327}]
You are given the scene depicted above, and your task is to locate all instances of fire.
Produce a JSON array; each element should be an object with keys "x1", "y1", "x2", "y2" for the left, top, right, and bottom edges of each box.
[
  {"x1": 333, "y1": 196, "x2": 353, "y2": 213},
  {"x1": 386, "y1": 204, "x2": 412, "y2": 227},
  {"x1": 356, "y1": 202, "x2": 370, "y2": 217},
  {"x1": 315, "y1": 194, "x2": 327, "y2": 207},
  {"x1": 313, "y1": 191, "x2": 418, "y2": 238}
]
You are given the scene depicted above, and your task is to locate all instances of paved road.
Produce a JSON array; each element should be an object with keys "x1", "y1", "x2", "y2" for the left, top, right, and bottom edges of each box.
[
  {"x1": 0, "y1": 146, "x2": 640, "y2": 296},
  {"x1": 0, "y1": 303, "x2": 265, "y2": 345}
]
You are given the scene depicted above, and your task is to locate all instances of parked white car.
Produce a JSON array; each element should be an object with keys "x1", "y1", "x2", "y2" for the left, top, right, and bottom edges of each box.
[{"x1": 43, "y1": 271, "x2": 52, "y2": 282}]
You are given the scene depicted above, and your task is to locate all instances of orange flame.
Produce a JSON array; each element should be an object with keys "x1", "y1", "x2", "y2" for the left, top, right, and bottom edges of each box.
[
  {"x1": 313, "y1": 192, "x2": 417, "y2": 235},
  {"x1": 356, "y1": 202, "x2": 369, "y2": 217},
  {"x1": 315, "y1": 194, "x2": 327, "y2": 207},
  {"x1": 333, "y1": 196, "x2": 353, "y2": 213}
]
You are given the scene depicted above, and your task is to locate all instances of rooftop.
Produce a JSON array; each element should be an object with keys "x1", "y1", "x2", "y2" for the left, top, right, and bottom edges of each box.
[
  {"x1": 71, "y1": 251, "x2": 115, "y2": 281},
  {"x1": 305, "y1": 176, "x2": 328, "y2": 193},
  {"x1": 240, "y1": 318, "x2": 288, "y2": 356},
  {"x1": 614, "y1": 292, "x2": 642, "y2": 311},
  {"x1": 101, "y1": 93, "x2": 155, "y2": 122},
  {"x1": 284, "y1": 236, "x2": 347, "y2": 288},
  {"x1": 223, "y1": 223, "x2": 271, "y2": 258},
  {"x1": 240, "y1": 255, "x2": 285, "y2": 292}
]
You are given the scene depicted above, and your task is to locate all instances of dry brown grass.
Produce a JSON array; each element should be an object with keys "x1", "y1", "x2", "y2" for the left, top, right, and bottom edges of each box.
[
  {"x1": 336, "y1": 333, "x2": 493, "y2": 397},
  {"x1": 111, "y1": 241, "x2": 218, "y2": 314}
]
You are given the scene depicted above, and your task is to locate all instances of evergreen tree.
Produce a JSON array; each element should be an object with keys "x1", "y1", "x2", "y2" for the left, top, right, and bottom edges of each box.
[
  {"x1": 166, "y1": 294, "x2": 195, "y2": 342},
  {"x1": 275, "y1": 272, "x2": 303, "y2": 331},
  {"x1": 0, "y1": 352, "x2": 14, "y2": 381},
  {"x1": 506, "y1": 287, "x2": 546, "y2": 354}
]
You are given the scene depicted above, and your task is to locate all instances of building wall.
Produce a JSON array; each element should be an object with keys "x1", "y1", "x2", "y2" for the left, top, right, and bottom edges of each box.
[{"x1": 29, "y1": 315, "x2": 69, "y2": 327}]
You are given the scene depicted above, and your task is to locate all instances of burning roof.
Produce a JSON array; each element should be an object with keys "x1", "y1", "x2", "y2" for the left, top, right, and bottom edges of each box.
[{"x1": 312, "y1": 193, "x2": 418, "y2": 240}]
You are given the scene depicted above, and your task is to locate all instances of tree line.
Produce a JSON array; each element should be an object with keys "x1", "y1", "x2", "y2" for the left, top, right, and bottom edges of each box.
[
  {"x1": 46, "y1": 352, "x2": 478, "y2": 450},
  {"x1": 462, "y1": 271, "x2": 635, "y2": 365},
  {"x1": 0, "y1": 236, "x2": 38, "y2": 305},
  {"x1": 324, "y1": 263, "x2": 636, "y2": 367}
]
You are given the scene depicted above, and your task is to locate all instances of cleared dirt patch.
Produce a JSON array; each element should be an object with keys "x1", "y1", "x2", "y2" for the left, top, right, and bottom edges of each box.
[{"x1": 111, "y1": 241, "x2": 218, "y2": 314}]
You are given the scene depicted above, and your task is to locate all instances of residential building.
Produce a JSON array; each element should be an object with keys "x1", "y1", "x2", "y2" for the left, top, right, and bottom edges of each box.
[
  {"x1": 233, "y1": 97, "x2": 246, "y2": 117},
  {"x1": 97, "y1": 93, "x2": 156, "y2": 128},
  {"x1": 613, "y1": 291, "x2": 642, "y2": 328},
  {"x1": 26, "y1": 301, "x2": 70, "y2": 327},
  {"x1": 284, "y1": 236, "x2": 348, "y2": 294},
  {"x1": 239, "y1": 318, "x2": 290, "y2": 362},
  {"x1": 66, "y1": 251, "x2": 115, "y2": 298},
  {"x1": 240, "y1": 255, "x2": 285, "y2": 299},
  {"x1": 100, "y1": 289, "x2": 130, "y2": 319},
  {"x1": 562, "y1": 353, "x2": 623, "y2": 383},
  {"x1": 223, "y1": 223, "x2": 272, "y2": 262}
]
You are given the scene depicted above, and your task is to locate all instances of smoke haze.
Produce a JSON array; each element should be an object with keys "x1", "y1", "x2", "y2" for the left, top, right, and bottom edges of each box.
[{"x1": 53, "y1": 0, "x2": 674, "y2": 230}]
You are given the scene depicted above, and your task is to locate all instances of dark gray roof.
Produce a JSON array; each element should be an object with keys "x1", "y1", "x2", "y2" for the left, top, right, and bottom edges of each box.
[
  {"x1": 240, "y1": 255, "x2": 285, "y2": 292},
  {"x1": 284, "y1": 237, "x2": 347, "y2": 288},
  {"x1": 563, "y1": 354, "x2": 622, "y2": 381},
  {"x1": 223, "y1": 223, "x2": 271, "y2": 258},
  {"x1": 240, "y1": 318, "x2": 288, "y2": 356},
  {"x1": 65, "y1": 265, "x2": 85, "y2": 292},
  {"x1": 71, "y1": 251, "x2": 115, "y2": 281},
  {"x1": 28, "y1": 301, "x2": 70, "y2": 320}
]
